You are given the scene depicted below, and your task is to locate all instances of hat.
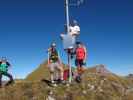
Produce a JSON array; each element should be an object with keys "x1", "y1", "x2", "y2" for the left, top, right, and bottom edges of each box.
[
  {"x1": 76, "y1": 41, "x2": 81, "y2": 45},
  {"x1": 51, "y1": 42, "x2": 56, "y2": 47}
]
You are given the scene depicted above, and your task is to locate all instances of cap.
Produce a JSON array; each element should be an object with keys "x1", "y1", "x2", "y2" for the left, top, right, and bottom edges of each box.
[{"x1": 51, "y1": 42, "x2": 56, "y2": 47}]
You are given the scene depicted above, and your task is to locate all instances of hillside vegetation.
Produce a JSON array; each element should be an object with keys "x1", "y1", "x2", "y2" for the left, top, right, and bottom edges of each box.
[
  {"x1": 26, "y1": 61, "x2": 50, "y2": 81},
  {"x1": 0, "y1": 62, "x2": 132, "y2": 100}
]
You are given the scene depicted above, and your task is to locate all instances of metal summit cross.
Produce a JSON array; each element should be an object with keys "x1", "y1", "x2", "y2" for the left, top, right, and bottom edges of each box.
[{"x1": 64, "y1": 0, "x2": 84, "y2": 83}]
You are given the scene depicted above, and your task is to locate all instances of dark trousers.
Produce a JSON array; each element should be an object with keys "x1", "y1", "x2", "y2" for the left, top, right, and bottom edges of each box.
[{"x1": 0, "y1": 72, "x2": 14, "y2": 86}]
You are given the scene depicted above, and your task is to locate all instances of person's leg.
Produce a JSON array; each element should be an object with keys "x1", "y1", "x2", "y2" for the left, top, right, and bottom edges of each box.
[
  {"x1": 55, "y1": 72, "x2": 59, "y2": 81},
  {"x1": 50, "y1": 72, "x2": 54, "y2": 83},
  {"x1": 53, "y1": 63, "x2": 59, "y2": 82},
  {"x1": 75, "y1": 59, "x2": 79, "y2": 74},
  {"x1": 80, "y1": 59, "x2": 85, "y2": 74},
  {"x1": 77, "y1": 59, "x2": 81, "y2": 74},
  {"x1": 55, "y1": 67, "x2": 59, "y2": 81},
  {"x1": 0, "y1": 72, "x2": 2, "y2": 87},
  {"x1": 3, "y1": 72, "x2": 14, "y2": 86},
  {"x1": 49, "y1": 63, "x2": 55, "y2": 83},
  {"x1": 59, "y1": 67, "x2": 64, "y2": 81},
  {"x1": 75, "y1": 59, "x2": 83, "y2": 83},
  {"x1": 56, "y1": 63, "x2": 64, "y2": 81},
  {"x1": 77, "y1": 60, "x2": 85, "y2": 74},
  {"x1": 60, "y1": 69, "x2": 64, "y2": 81},
  {"x1": 50, "y1": 63, "x2": 58, "y2": 86}
]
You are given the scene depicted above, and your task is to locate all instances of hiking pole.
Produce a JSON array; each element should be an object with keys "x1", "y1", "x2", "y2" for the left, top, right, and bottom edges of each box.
[{"x1": 47, "y1": 49, "x2": 49, "y2": 65}]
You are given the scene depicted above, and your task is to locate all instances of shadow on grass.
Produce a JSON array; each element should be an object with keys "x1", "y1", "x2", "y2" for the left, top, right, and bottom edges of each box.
[{"x1": 41, "y1": 79, "x2": 53, "y2": 87}]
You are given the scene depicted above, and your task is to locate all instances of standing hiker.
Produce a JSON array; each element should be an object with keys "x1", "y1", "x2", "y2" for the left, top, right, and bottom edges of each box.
[
  {"x1": 74, "y1": 42, "x2": 87, "y2": 82},
  {"x1": 47, "y1": 42, "x2": 64, "y2": 85},
  {"x1": 0, "y1": 57, "x2": 14, "y2": 87}
]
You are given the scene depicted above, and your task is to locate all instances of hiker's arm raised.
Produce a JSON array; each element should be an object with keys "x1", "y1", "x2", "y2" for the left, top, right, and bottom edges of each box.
[{"x1": 7, "y1": 62, "x2": 11, "y2": 67}]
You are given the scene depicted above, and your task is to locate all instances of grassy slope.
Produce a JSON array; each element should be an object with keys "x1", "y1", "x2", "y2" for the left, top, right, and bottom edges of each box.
[
  {"x1": 0, "y1": 73, "x2": 133, "y2": 100},
  {"x1": 26, "y1": 61, "x2": 50, "y2": 81},
  {"x1": 26, "y1": 61, "x2": 69, "y2": 81},
  {"x1": 3, "y1": 62, "x2": 132, "y2": 100}
]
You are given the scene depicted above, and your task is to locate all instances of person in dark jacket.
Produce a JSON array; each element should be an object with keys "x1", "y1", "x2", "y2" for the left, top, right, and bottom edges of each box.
[{"x1": 0, "y1": 57, "x2": 14, "y2": 87}]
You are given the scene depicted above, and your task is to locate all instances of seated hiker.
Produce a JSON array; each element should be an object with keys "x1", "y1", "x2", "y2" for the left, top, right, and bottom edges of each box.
[
  {"x1": 47, "y1": 42, "x2": 64, "y2": 84},
  {"x1": 0, "y1": 57, "x2": 14, "y2": 87}
]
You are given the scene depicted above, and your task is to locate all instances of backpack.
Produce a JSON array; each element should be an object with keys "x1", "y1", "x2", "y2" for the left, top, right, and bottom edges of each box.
[
  {"x1": 63, "y1": 69, "x2": 74, "y2": 81},
  {"x1": 49, "y1": 49, "x2": 59, "y2": 63},
  {"x1": 63, "y1": 69, "x2": 69, "y2": 80},
  {"x1": 76, "y1": 47, "x2": 85, "y2": 60}
]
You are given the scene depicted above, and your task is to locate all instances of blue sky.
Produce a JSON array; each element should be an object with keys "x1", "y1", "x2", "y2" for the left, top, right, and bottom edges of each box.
[{"x1": 0, "y1": 0, "x2": 133, "y2": 79}]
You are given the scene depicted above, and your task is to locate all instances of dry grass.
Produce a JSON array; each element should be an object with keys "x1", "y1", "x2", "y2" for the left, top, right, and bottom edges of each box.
[{"x1": 17, "y1": 63, "x2": 133, "y2": 100}]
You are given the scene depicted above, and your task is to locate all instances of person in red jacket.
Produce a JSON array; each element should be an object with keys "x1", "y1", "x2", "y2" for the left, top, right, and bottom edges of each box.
[
  {"x1": 75, "y1": 42, "x2": 87, "y2": 82},
  {"x1": 75, "y1": 42, "x2": 86, "y2": 68}
]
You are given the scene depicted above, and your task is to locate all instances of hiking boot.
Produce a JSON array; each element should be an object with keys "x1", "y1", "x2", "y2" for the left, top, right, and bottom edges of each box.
[
  {"x1": 75, "y1": 75, "x2": 82, "y2": 83},
  {"x1": 5, "y1": 80, "x2": 14, "y2": 86},
  {"x1": 55, "y1": 79, "x2": 64, "y2": 84},
  {"x1": 51, "y1": 80, "x2": 55, "y2": 84},
  {"x1": 53, "y1": 83, "x2": 57, "y2": 87},
  {"x1": 77, "y1": 67, "x2": 85, "y2": 75},
  {"x1": 60, "y1": 80, "x2": 66, "y2": 84},
  {"x1": 51, "y1": 81, "x2": 57, "y2": 87}
]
